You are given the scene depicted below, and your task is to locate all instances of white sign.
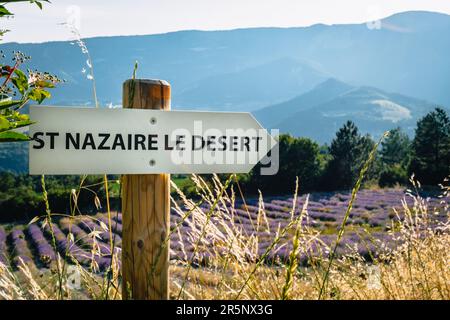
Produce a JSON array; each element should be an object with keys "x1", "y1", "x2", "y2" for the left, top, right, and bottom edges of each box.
[{"x1": 29, "y1": 106, "x2": 277, "y2": 174}]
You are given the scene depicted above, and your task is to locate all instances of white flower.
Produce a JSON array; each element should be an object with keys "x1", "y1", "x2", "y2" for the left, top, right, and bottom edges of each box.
[{"x1": 27, "y1": 72, "x2": 39, "y2": 84}]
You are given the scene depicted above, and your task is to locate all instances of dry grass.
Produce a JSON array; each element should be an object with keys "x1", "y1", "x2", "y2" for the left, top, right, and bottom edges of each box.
[
  {"x1": 0, "y1": 174, "x2": 449, "y2": 300},
  {"x1": 165, "y1": 174, "x2": 449, "y2": 300}
]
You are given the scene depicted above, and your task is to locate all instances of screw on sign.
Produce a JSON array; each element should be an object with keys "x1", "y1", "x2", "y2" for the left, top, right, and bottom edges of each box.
[{"x1": 28, "y1": 78, "x2": 277, "y2": 299}]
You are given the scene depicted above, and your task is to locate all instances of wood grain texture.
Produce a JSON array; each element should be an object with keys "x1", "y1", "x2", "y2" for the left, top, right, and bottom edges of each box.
[{"x1": 122, "y1": 79, "x2": 171, "y2": 300}]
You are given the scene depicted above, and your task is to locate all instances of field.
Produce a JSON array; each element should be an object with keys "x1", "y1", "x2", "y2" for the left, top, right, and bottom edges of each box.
[{"x1": 0, "y1": 176, "x2": 448, "y2": 300}]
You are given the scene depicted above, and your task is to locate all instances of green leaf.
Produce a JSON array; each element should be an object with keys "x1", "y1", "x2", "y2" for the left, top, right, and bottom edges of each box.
[
  {"x1": 0, "y1": 99, "x2": 23, "y2": 110},
  {"x1": 0, "y1": 6, "x2": 13, "y2": 17},
  {"x1": 30, "y1": 1, "x2": 49, "y2": 10},
  {"x1": 0, "y1": 29, "x2": 10, "y2": 39},
  {"x1": 33, "y1": 80, "x2": 55, "y2": 88},
  {"x1": 11, "y1": 119, "x2": 34, "y2": 130},
  {"x1": 40, "y1": 90, "x2": 51, "y2": 99},
  {"x1": 2, "y1": 118, "x2": 34, "y2": 132},
  {"x1": 0, "y1": 131, "x2": 30, "y2": 142},
  {"x1": 28, "y1": 89, "x2": 41, "y2": 102},
  {"x1": 11, "y1": 70, "x2": 29, "y2": 94},
  {"x1": 10, "y1": 112, "x2": 29, "y2": 121},
  {"x1": 11, "y1": 79, "x2": 26, "y2": 94},
  {"x1": 14, "y1": 69, "x2": 27, "y2": 81},
  {"x1": 0, "y1": 116, "x2": 10, "y2": 131},
  {"x1": 29, "y1": 88, "x2": 50, "y2": 103}
]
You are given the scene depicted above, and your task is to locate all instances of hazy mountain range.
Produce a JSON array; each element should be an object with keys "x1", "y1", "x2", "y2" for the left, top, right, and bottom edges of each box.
[
  {"x1": 1, "y1": 10, "x2": 449, "y2": 171},
  {"x1": 255, "y1": 78, "x2": 440, "y2": 142},
  {"x1": 1, "y1": 10, "x2": 449, "y2": 109}
]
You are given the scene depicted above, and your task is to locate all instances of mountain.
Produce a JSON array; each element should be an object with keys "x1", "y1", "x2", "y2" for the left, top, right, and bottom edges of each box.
[
  {"x1": 0, "y1": 143, "x2": 27, "y2": 173},
  {"x1": 261, "y1": 80, "x2": 441, "y2": 143},
  {"x1": 176, "y1": 57, "x2": 328, "y2": 111},
  {"x1": 254, "y1": 78, "x2": 353, "y2": 127},
  {"x1": 0, "y1": 11, "x2": 449, "y2": 109}
]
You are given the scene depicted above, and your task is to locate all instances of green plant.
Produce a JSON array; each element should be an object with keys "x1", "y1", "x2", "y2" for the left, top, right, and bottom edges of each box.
[
  {"x1": 409, "y1": 107, "x2": 450, "y2": 185},
  {"x1": 380, "y1": 127, "x2": 411, "y2": 167},
  {"x1": 323, "y1": 121, "x2": 379, "y2": 190},
  {"x1": 0, "y1": 0, "x2": 60, "y2": 142},
  {"x1": 379, "y1": 164, "x2": 408, "y2": 188},
  {"x1": 242, "y1": 134, "x2": 322, "y2": 195}
]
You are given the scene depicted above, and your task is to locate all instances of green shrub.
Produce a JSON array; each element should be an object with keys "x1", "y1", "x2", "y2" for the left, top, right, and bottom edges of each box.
[{"x1": 379, "y1": 165, "x2": 408, "y2": 188}]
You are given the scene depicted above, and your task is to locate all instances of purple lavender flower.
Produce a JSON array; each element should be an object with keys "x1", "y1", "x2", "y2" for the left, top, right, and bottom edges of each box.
[
  {"x1": 26, "y1": 224, "x2": 56, "y2": 267},
  {"x1": 9, "y1": 229, "x2": 34, "y2": 267},
  {"x1": 0, "y1": 226, "x2": 8, "y2": 265}
]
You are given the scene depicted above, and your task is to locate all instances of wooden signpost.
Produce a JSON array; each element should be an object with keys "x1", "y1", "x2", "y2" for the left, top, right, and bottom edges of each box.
[
  {"x1": 28, "y1": 78, "x2": 276, "y2": 300},
  {"x1": 122, "y1": 79, "x2": 171, "y2": 300}
]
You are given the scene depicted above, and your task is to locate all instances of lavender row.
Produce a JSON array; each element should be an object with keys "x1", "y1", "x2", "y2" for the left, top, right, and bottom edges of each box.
[
  {"x1": 42, "y1": 223, "x2": 111, "y2": 271},
  {"x1": 58, "y1": 219, "x2": 112, "y2": 271},
  {"x1": 59, "y1": 219, "x2": 116, "y2": 257},
  {"x1": 26, "y1": 224, "x2": 56, "y2": 267},
  {"x1": 9, "y1": 229, "x2": 34, "y2": 267},
  {"x1": 0, "y1": 226, "x2": 8, "y2": 265},
  {"x1": 78, "y1": 218, "x2": 122, "y2": 247}
]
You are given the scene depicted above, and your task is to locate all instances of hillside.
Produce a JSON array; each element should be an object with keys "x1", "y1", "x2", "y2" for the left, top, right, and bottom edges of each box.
[
  {"x1": 0, "y1": 11, "x2": 449, "y2": 110},
  {"x1": 254, "y1": 79, "x2": 440, "y2": 143},
  {"x1": 0, "y1": 143, "x2": 28, "y2": 173},
  {"x1": 253, "y1": 78, "x2": 353, "y2": 128}
]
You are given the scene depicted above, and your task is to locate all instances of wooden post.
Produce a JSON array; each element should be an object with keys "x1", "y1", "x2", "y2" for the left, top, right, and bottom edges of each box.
[{"x1": 121, "y1": 79, "x2": 171, "y2": 300}]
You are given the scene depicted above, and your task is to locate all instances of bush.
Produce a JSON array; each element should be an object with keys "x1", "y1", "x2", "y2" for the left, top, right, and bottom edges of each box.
[
  {"x1": 379, "y1": 165, "x2": 408, "y2": 188},
  {"x1": 242, "y1": 134, "x2": 322, "y2": 195}
]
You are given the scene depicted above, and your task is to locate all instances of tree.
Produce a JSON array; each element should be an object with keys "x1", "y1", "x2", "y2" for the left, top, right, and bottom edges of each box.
[
  {"x1": 378, "y1": 127, "x2": 410, "y2": 187},
  {"x1": 283, "y1": 135, "x2": 322, "y2": 191},
  {"x1": 323, "y1": 121, "x2": 377, "y2": 190},
  {"x1": 409, "y1": 107, "x2": 450, "y2": 185},
  {"x1": 244, "y1": 134, "x2": 322, "y2": 194},
  {"x1": 380, "y1": 127, "x2": 411, "y2": 166}
]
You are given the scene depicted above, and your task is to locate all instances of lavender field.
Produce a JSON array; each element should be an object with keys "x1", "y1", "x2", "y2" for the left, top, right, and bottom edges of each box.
[{"x1": 0, "y1": 188, "x2": 446, "y2": 272}]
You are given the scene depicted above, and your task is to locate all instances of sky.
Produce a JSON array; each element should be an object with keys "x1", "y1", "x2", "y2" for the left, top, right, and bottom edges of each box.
[{"x1": 2, "y1": 0, "x2": 450, "y2": 43}]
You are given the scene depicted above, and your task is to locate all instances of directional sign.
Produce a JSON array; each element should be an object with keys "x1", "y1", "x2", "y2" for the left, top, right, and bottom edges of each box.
[{"x1": 29, "y1": 106, "x2": 277, "y2": 174}]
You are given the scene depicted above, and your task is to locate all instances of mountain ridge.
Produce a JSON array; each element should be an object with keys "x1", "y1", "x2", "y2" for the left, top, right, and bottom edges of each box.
[
  {"x1": 1, "y1": 10, "x2": 449, "y2": 108},
  {"x1": 253, "y1": 78, "x2": 353, "y2": 127},
  {"x1": 257, "y1": 78, "x2": 444, "y2": 143},
  {"x1": 3, "y1": 10, "x2": 449, "y2": 45}
]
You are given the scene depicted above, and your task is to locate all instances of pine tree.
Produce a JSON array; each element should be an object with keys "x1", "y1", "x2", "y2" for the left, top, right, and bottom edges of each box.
[
  {"x1": 324, "y1": 121, "x2": 376, "y2": 190},
  {"x1": 380, "y1": 127, "x2": 411, "y2": 166},
  {"x1": 378, "y1": 127, "x2": 411, "y2": 187},
  {"x1": 409, "y1": 107, "x2": 450, "y2": 185}
]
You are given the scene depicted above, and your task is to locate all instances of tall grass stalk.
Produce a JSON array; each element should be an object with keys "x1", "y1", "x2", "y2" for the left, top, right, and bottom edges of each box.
[
  {"x1": 176, "y1": 174, "x2": 235, "y2": 299},
  {"x1": 63, "y1": 22, "x2": 117, "y2": 297},
  {"x1": 40, "y1": 174, "x2": 64, "y2": 299},
  {"x1": 317, "y1": 132, "x2": 389, "y2": 299},
  {"x1": 235, "y1": 177, "x2": 301, "y2": 299},
  {"x1": 281, "y1": 180, "x2": 309, "y2": 299}
]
